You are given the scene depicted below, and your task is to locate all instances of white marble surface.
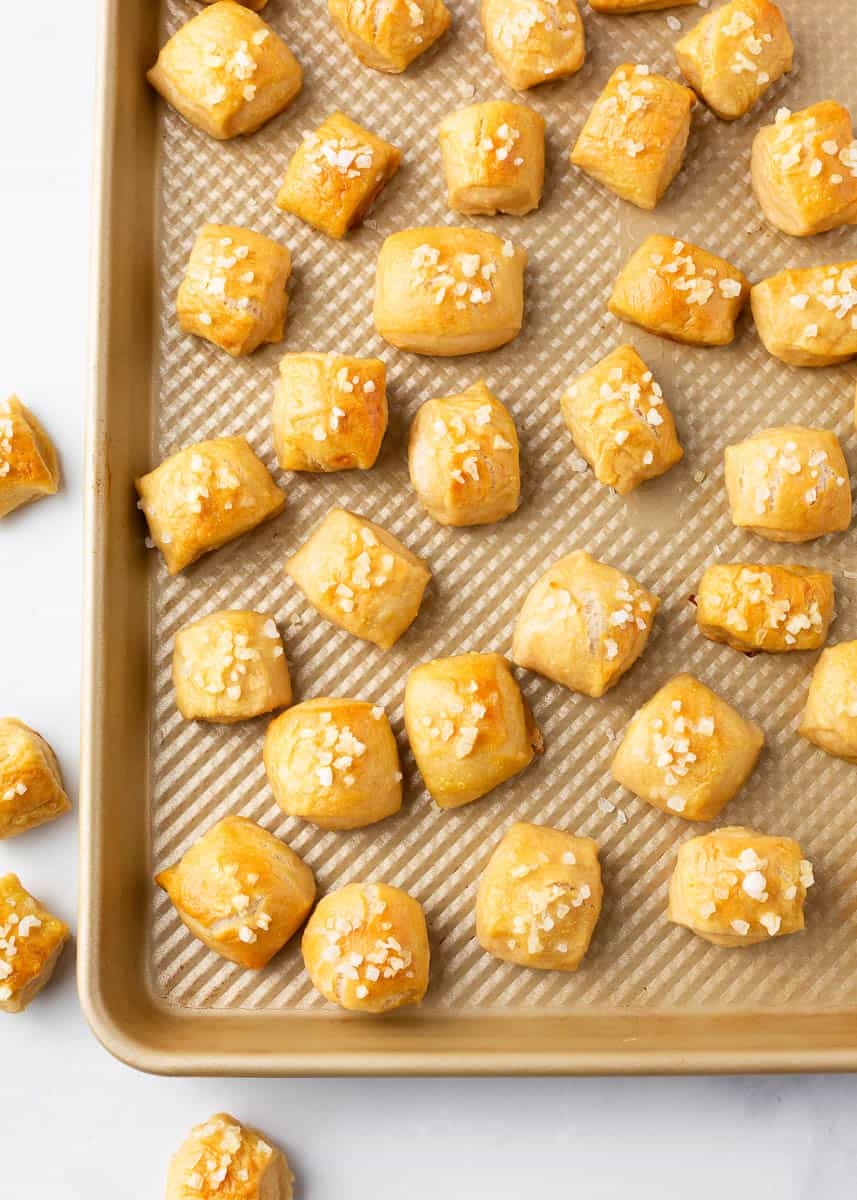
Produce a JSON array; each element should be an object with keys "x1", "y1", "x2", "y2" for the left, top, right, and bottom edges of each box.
[{"x1": 2, "y1": 5, "x2": 857, "y2": 1196}]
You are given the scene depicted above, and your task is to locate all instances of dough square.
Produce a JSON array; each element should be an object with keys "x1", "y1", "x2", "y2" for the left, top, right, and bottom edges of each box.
[
  {"x1": 373, "y1": 227, "x2": 527, "y2": 356},
  {"x1": 669, "y1": 826, "x2": 813, "y2": 947},
  {"x1": 724, "y1": 425, "x2": 851, "y2": 543},
  {"x1": 609, "y1": 235, "x2": 750, "y2": 346},
  {"x1": 751, "y1": 261, "x2": 857, "y2": 367},
  {"x1": 177, "y1": 223, "x2": 292, "y2": 357},
  {"x1": 136, "y1": 436, "x2": 287, "y2": 575},
  {"x1": 0, "y1": 396, "x2": 59, "y2": 519},
  {"x1": 285, "y1": 508, "x2": 431, "y2": 649},
  {"x1": 408, "y1": 379, "x2": 520, "y2": 526},
  {"x1": 675, "y1": 0, "x2": 794, "y2": 121},
  {"x1": 571, "y1": 64, "x2": 695, "y2": 211},
  {"x1": 481, "y1": 0, "x2": 584, "y2": 91},
  {"x1": 438, "y1": 101, "x2": 545, "y2": 216},
  {"x1": 276, "y1": 112, "x2": 401, "y2": 239},
  {"x1": 0, "y1": 719, "x2": 70, "y2": 840},
  {"x1": 302, "y1": 882, "x2": 430, "y2": 1012},
  {"x1": 328, "y1": 0, "x2": 451, "y2": 73},
  {"x1": 476, "y1": 822, "x2": 603, "y2": 971},
  {"x1": 695, "y1": 563, "x2": 834, "y2": 654},
  {"x1": 611, "y1": 673, "x2": 764, "y2": 821},
  {"x1": 404, "y1": 652, "x2": 542, "y2": 808},
  {"x1": 752, "y1": 102, "x2": 857, "y2": 237},
  {"x1": 173, "y1": 610, "x2": 292, "y2": 723},
  {"x1": 560, "y1": 344, "x2": 683, "y2": 494},
  {"x1": 166, "y1": 1114, "x2": 293, "y2": 1200},
  {"x1": 155, "y1": 815, "x2": 316, "y2": 969},
  {"x1": 512, "y1": 550, "x2": 659, "y2": 697},
  {"x1": 264, "y1": 697, "x2": 403, "y2": 829},
  {"x1": 147, "y1": 0, "x2": 302, "y2": 140},
  {"x1": 799, "y1": 641, "x2": 857, "y2": 763},
  {"x1": 0, "y1": 874, "x2": 69, "y2": 1013},
  {"x1": 273, "y1": 353, "x2": 387, "y2": 471}
]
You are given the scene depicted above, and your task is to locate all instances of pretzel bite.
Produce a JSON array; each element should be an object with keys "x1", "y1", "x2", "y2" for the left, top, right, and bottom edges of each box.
[
  {"x1": 438, "y1": 101, "x2": 545, "y2": 217},
  {"x1": 328, "y1": 0, "x2": 450, "y2": 73},
  {"x1": 302, "y1": 882, "x2": 430, "y2": 1012},
  {"x1": 166, "y1": 1114, "x2": 293, "y2": 1200},
  {"x1": 571, "y1": 64, "x2": 695, "y2": 211},
  {"x1": 751, "y1": 261, "x2": 857, "y2": 367},
  {"x1": 0, "y1": 719, "x2": 70, "y2": 840},
  {"x1": 751, "y1": 102, "x2": 857, "y2": 237},
  {"x1": 136, "y1": 436, "x2": 286, "y2": 574},
  {"x1": 481, "y1": 0, "x2": 584, "y2": 92},
  {"x1": 609, "y1": 235, "x2": 750, "y2": 347},
  {"x1": 0, "y1": 396, "x2": 60, "y2": 519},
  {"x1": 669, "y1": 826, "x2": 813, "y2": 946},
  {"x1": 695, "y1": 563, "x2": 834, "y2": 653},
  {"x1": 155, "y1": 815, "x2": 316, "y2": 969},
  {"x1": 172, "y1": 609, "x2": 291, "y2": 722},
  {"x1": 0, "y1": 875, "x2": 69, "y2": 1013},
  {"x1": 147, "y1": 2, "x2": 302, "y2": 139},
  {"x1": 272, "y1": 353, "x2": 387, "y2": 472},
  {"x1": 264, "y1": 698, "x2": 402, "y2": 829},
  {"x1": 408, "y1": 379, "x2": 520, "y2": 526},
  {"x1": 476, "y1": 822, "x2": 602, "y2": 971},
  {"x1": 560, "y1": 344, "x2": 683, "y2": 493},
  {"x1": 799, "y1": 641, "x2": 857, "y2": 764},
  {"x1": 724, "y1": 426, "x2": 851, "y2": 543},
  {"x1": 404, "y1": 652, "x2": 542, "y2": 809},
  {"x1": 374, "y1": 227, "x2": 527, "y2": 356},
  {"x1": 611, "y1": 673, "x2": 764, "y2": 821},
  {"x1": 176, "y1": 223, "x2": 292, "y2": 357},
  {"x1": 275, "y1": 112, "x2": 401, "y2": 239},
  {"x1": 675, "y1": 0, "x2": 794, "y2": 121},
  {"x1": 285, "y1": 508, "x2": 431, "y2": 649},
  {"x1": 512, "y1": 550, "x2": 659, "y2": 697}
]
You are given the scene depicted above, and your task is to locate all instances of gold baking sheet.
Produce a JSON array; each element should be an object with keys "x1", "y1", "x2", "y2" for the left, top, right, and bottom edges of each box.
[{"x1": 81, "y1": 0, "x2": 857, "y2": 1074}]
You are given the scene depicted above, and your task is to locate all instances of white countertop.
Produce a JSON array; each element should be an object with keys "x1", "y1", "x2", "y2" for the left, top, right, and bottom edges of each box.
[{"x1": 2, "y1": 5, "x2": 857, "y2": 1196}]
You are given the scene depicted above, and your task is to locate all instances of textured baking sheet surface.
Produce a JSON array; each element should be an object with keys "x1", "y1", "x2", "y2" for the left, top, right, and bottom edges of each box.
[{"x1": 149, "y1": 0, "x2": 857, "y2": 1015}]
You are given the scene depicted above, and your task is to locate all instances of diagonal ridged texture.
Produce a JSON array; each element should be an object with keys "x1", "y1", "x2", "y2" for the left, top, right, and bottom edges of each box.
[{"x1": 149, "y1": 0, "x2": 857, "y2": 1017}]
